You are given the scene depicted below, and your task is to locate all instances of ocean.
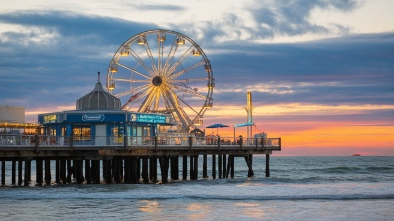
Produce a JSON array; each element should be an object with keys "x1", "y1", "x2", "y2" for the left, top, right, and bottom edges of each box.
[{"x1": 1, "y1": 156, "x2": 393, "y2": 220}]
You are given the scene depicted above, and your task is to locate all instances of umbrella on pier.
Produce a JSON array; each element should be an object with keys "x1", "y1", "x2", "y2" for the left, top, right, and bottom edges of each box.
[{"x1": 206, "y1": 123, "x2": 229, "y2": 135}]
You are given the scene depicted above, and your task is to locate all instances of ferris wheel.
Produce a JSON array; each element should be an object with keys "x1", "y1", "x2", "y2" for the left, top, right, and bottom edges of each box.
[{"x1": 106, "y1": 30, "x2": 214, "y2": 132}]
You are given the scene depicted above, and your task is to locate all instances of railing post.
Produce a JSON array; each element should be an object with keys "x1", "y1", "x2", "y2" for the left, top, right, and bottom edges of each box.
[
  {"x1": 155, "y1": 136, "x2": 158, "y2": 151},
  {"x1": 217, "y1": 136, "x2": 221, "y2": 150},
  {"x1": 255, "y1": 138, "x2": 258, "y2": 150},
  {"x1": 239, "y1": 137, "x2": 243, "y2": 150},
  {"x1": 34, "y1": 134, "x2": 39, "y2": 153},
  {"x1": 123, "y1": 135, "x2": 127, "y2": 151},
  {"x1": 70, "y1": 136, "x2": 73, "y2": 152},
  {"x1": 189, "y1": 136, "x2": 193, "y2": 151}
]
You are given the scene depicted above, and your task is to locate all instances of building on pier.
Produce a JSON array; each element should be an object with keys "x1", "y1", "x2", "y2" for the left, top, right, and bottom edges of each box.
[
  {"x1": 0, "y1": 105, "x2": 38, "y2": 134},
  {"x1": 37, "y1": 73, "x2": 173, "y2": 145}
]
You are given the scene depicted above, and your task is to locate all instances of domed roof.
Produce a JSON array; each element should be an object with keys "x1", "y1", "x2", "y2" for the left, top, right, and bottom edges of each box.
[{"x1": 76, "y1": 72, "x2": 121, "y2": 110}]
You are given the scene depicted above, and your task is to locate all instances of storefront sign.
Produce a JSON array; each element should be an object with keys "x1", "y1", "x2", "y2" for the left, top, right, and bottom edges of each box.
[
  {"x1": 130, "y1": 113, "x2": 170, "y2": 124},
  {"x1": 43, "y1": 114, "x2": 57, "y2": 124},
  {"x1": 82, "y1": 114, "x2": 105, "y2": 122}
]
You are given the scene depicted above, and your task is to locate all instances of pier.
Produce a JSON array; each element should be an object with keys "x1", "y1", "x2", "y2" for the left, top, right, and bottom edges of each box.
[
  {"x1": 0, "y1": 134, "x2": 280, "y2": 186},
  {"x1": 1, "y1": 30, "x2": 283, "y2": 187}
]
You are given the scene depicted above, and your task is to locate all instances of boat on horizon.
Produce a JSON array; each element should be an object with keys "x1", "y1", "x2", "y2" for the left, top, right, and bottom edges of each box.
[{"x1": 351, "y1": 154, "x2": 361, "y2": 156}]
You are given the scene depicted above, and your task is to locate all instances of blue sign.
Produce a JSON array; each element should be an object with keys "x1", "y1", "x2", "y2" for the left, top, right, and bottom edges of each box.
[
  {"x1": 129, "y1": 113, "x2": 170, "y2": 124},
  {"x1": 82, "y1": 114, "x2": 105, "y2": 122}
]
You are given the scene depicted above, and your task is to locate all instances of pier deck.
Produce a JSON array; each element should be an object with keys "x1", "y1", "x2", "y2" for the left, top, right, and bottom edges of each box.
[{"x1": 1, "y1": 135, "x2": 281, "y2": 186}]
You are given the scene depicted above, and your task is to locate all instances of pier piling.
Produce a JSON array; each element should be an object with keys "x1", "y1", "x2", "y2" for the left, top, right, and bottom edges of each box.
[
  {"x1": 189, "y1": 155, "x2": 194, "y2": 180},
  {"x1": 203, "y1": 155, "x2": 207, "y2": 178},
  {"x1": 55, "y1": 160, "x2": 60, "y2": 184},
  {"x1": 85, "y1": 160, "x2": 91, "y2": 184},
  {"x1": 60, "y1": 160, "x2": 66, "y2": 184},
  {"x1": 226, "y1": 155, "x2": 231, "y2": 178},
  {"x1": 223, "y1": 155, "x2": 227, "y2": 178},
  {"x1": 244, "y1": 155, "x2": 254, "y2": 178},
  {"x1": 171, "y1": 156, "x2": 179, "y2": 181},
  {"x1": 124, "y1": 157, "x2": 130, "y2": 183},
  {"x1": 212, "y1": 155, "x2": 216, "y2": 179},
  {"x1": 131, "y1": 157, "x2": 138, "y2": 183},
  {"x1": 142, "y1": 157, "x2": 149, "y2": 183},
  {"x1": 36, "y1": 159, "x2": 43, "y2": 185},
  {"x1": 12, "y1": 160, "x2": 16, "y2": 185},
  {"x1": 67, "y1": 160, "x2": 72, "y2": 183},
  {"x1": 265, "y1": 154, "x2": 270, "y2": 177},
  {"x1": 231, "y1": 156, "x2": 234, "y2": 178},
  {"x1": 194, "y1": 155, "x2": 198, "y2": 180},
  {"x1": 18, "y1": 160, "x2": 22, "y2": 186},
  {"x1": 182, "y1": 155, "x2": 187, "y2": 180},
  {"x1": 218, "y1": 155, "x2": 222, "y2": 179},
  {"x1": 1, "y1": 160, "x2": 5, "y2": 185},
  {"x1": 45, "y1": 159, "x2": 51, "y2": 185},
  {"x1": 105, "y1": 159, "x2": 112, "y2": 184}
]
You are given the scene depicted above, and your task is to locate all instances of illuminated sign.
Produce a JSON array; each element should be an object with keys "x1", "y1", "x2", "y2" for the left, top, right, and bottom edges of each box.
[
  {"x1": 82, "y1": 114, "x2": 105, "y2": 122},
  {"x1": 234, "y1": 122, "x2": 254, "y2": 128},
  {"x1": 130, "y1": 113, "x2": 170, "y2": 124},
  {"x1": 44, "y1": 115, "x2": 57, "y2": 124}
]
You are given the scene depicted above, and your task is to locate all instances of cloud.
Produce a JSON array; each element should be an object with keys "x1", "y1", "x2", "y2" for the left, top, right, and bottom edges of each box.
[
  {"x1": 0, "y1": 9, "x2": 393, "y2": 120},
  {"x1": 134, "y1": 3, "x2": 186, "y2": 11},
  {"x1": 0, "y1": 10, "x2": 157, "y2": 45},
  {"x1": 209, "y1": 33, "x2": 394, "y2": 106},
  {"x1": 0, "y1": 10, "x2": 159, "y2": 109},
  {"x1": 249, "y1": 0, "x2": 360, "y2": 36},
  {"x1": 177, "y1": 0, "x2": 362, "y2": 43}
]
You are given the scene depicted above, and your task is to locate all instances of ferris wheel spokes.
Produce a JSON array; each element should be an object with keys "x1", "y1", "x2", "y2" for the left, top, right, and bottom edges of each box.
[
  {"x1": 157, "y1": 32, "x2": 166, "y2": 76},
  {"x1": 171, "y1": 77, "x2": 210, "y2": 83},
  {"x1": 164, "y1": 45, "x2": 194, "y2": 77},
  {"x1": 162, "y1": 36, "x2": 179, "y2": 72},
  {"x1": 111, "y1": 78, "x2": 150, "y2": 83},
  {"x1": 117, "y1": 62, "x2": 151, "y2": 79},
  {"x1": 163, "y1": 89, "x2": 192, "y2": 130},
  {"x1": 137, "y1": 86, "x2": 156, "y2": 112},
  {"x1": 142, "y1": 38, "x2": 158, "y2": 74},
  {"x1": 171, "y1": 83, "x2": 209, "y2": 99},
  {"x1": 169, "y1": 60, "x2": 206, "y2": 80},
  {"x1": 128, "y1": 47, "x2": 156, "y2": 77},
  {"x1": 114, "y1": 83, "x2": 150, "y2": 98},
  {"x1": 169, "y1": 89, "x2": 200, "y2": 115}
]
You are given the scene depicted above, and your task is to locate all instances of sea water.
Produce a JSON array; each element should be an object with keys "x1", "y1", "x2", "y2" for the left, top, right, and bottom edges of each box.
[{"x1": 1, "y1": 156, "x2": 393, "y2": 220}]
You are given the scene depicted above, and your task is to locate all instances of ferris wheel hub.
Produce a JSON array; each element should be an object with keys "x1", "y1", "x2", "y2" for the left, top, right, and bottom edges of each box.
[{"x1": 152, "y1": 76, "x2": 163, "y2": 86}]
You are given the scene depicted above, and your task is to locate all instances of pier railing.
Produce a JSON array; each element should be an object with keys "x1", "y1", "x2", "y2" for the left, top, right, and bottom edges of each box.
[{"x1": 0, "y1": 134, "x2": 281, "y2": 151}]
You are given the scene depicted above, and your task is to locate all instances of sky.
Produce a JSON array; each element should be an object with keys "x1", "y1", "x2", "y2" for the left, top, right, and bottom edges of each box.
[{"x1": 0, "y1": 0, "x2": 393, "y2": 156}]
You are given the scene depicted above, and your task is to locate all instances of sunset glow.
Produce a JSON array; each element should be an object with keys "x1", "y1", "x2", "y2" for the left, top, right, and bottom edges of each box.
[{"x1": 1, "y1": 0, "x2": 393, "y2": 156}]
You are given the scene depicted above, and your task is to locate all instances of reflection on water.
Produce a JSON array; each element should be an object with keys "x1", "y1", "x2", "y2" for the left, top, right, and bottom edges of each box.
[
  {"x1": 187, "y1": 203, "x2": 210, "y2": 220},
  {"x1": 138, "y1": 200, "x2": 161, "y2": 213},
  {"x1": 235, "y1": 202, "x2": 265, "y2": 219}
]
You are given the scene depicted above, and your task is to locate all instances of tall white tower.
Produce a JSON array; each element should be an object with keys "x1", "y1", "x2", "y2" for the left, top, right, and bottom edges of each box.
[{"x1": 244, "y1": 91, "x2": 254, "y2": 139}]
